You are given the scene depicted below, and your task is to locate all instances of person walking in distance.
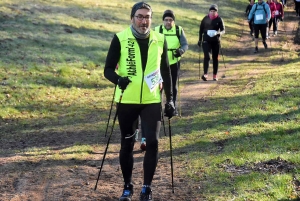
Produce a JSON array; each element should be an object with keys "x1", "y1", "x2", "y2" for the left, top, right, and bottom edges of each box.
[
  {"x1": 154, "y1": 10, "x2": 188, "y2": 115},
  {"x1": 246, "y1": 0, "x2": 256, "y2": 36},
  {"x1": 266, "y1": 0, "x2": 276, "y2": 38},
  {"x1": 248, "y1": 0, "x2": 271, "y2": 53},
  {"x1": 197, "y1": 4, "x2": 225, "y2": 81},
  {"x1": 273, "y1": 0, "x2": 284, "y2": 36},
  {"x1": 103, "y1": 2, "x2": 176, "y2": 201}
]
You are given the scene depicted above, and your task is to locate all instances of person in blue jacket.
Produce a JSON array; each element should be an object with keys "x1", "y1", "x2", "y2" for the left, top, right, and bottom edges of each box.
[{"x1": 248, "y1": 0, "x2": 271, "y2": 53}]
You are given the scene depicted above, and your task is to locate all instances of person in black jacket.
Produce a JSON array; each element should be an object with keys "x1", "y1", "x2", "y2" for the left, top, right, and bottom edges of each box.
[
  {"x1": 246, "y1": 0, "x2": 255, "y2": 36},
  {"x1": 197, "y1": 4, "x2": 225, "y2": 81}
]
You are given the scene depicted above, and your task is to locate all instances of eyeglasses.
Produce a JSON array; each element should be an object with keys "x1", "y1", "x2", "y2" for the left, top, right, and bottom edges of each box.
[
  {"x1": 135, "y1": 15, "x2": 152, "y2": 21},
  {"x1": 164, "y1": 19, "x2": 173, "y2": 22}
]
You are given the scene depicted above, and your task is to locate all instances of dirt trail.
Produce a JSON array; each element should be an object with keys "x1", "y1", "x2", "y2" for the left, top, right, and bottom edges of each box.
[{"x1": 0, "y1": 7, "x2": 299, "y2": 201}]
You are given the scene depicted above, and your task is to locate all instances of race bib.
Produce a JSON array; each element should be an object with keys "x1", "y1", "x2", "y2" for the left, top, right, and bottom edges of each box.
[
  {"x1": 207, "y1": 30, "x2": 217, "y2": 37},
  {"x1": 275, "y1": 10, "x2": 279, "y2": 15},
  {"x1": 145, "y1": 69, "x2": 161, "y2": 92},
  {"x1": 255, "y1": 14, "x2": 263, "y2": 20}
]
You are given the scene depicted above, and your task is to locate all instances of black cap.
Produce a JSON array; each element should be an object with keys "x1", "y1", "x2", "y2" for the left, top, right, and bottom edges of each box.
[
  {"x1": 162, "y1": 10, "x2": 175, "y2": 21},
  {"x1": 209, "y1": 4, "x2": 218, "y2": 12},
  {"x1": 131, "y1": 2, "x2": 152, "y2": 18}
]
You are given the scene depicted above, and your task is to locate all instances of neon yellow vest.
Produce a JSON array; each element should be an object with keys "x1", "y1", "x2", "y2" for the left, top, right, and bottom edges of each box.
[
  {"x1": 154, "y1": 25, "x2": 182, "y2": 65},
  {"x1": 115, "y1": 27, "x2": 164, "y2": 104}
]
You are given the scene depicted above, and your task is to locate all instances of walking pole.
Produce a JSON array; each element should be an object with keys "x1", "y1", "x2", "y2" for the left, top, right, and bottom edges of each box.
[
  {"x1": 94, "y1": 90, "x2": 124, "y2": 191},
  {"x1": 168, "y1": 117, "x2": 175, "y2": 193},
  {"x1": 176, "y1": 58, "x2": 181, "y2": 117},
  {"x1": 104, "y1": 85, "x2": 116, "y2": 138},
  {"x1": 199, "y1": 46, "x2": 201, "y2": 79},
  {"x1": 220, "y1": 44, "x2": 227, "y2": 78}
]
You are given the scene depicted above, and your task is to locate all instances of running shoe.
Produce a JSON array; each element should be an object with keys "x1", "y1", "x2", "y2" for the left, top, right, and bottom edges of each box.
[
  {"x1": 139, "y1": 186, "x2": 152, "y2": 201},
  {"x1": 254, "y1": 46, "x2": 258, "y2": 53},
  {"x1": 140, "y1": 138, "x2": 146, "y2": 151},
  {"x1": 213, "y1": 74, "x2": 218, "y2": 81},
  {"x1": 119, "y1": 184, "x2": 133, "y2": 201},
  {"x1": 201, "y1": 74, "x2": 208, "y2": 81},
  {"x1": 263, "y1": 41, "x2": 268, "y2": 49}
]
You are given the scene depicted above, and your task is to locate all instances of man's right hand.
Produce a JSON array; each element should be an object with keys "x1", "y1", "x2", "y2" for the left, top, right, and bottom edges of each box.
[{"x1": 117, "y1": 76, "x2": 131, "y2": 90}]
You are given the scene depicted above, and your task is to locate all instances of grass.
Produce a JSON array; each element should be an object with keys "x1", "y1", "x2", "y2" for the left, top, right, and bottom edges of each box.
[
  {"x1": 164, "y1": 56, "x2": 300, "y2": 199},
  {"x1": 1, "y1": 0, "x2": 300, "y2": 200}
]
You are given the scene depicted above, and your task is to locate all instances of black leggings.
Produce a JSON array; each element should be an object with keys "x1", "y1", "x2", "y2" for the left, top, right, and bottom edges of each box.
[
  {"x1": 296, "y1": 2, "x2": 300, "y2": 16},
  {"x1": 268, "y1": 17, "x2": 280, "y2": 32},
  {"x1": 117, "y1": 103, "x2": 161, "y2": 186},
  {"x1": 254, "y1": 23, "x2": 267, "y2": 40},
  {"x1": 249, "y1": 19, "x2": 254, "y2": 33},
  {"x1": 202, "y1": 41, "x2": 220, "y2": 75},
  {"x1": 170, "y1": 62, "x2": 180, "y2": 105}
]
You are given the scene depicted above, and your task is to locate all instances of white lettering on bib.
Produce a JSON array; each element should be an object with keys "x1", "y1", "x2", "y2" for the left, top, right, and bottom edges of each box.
[
  {"x1": 255, "y1": 14, "x2": 263, "y2": 20},
  {"x1": 145, "y1": 69, "x2": 161, "y2": 92},
  {"x1": 275, "y1": 10, "x2": 279, "y2": 15}
]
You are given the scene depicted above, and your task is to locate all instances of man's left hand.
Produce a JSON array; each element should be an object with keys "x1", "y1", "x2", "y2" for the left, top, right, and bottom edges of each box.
[{"x1": 174, "y1": 48, "x2": 184, "y2": 58}]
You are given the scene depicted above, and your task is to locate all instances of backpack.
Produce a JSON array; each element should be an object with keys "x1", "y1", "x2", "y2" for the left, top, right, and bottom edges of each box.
[
  {"x1": 253, "y1": 2, "x2": 267, "y2": 14},
  {"x1": 159, "y1": 25, "x2": 181, "y2": 41},
  {"x1": 251, "y1": 3, "x2": 267, "y2": 20}
]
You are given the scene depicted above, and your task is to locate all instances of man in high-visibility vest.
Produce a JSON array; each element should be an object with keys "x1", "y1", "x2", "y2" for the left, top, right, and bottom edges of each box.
[
  {"x1": 154, "y1": 10, "x2": 188, "y2": 116},
  {"x1": 104, "y1": 2, "x2": 176, "y2": 201}
]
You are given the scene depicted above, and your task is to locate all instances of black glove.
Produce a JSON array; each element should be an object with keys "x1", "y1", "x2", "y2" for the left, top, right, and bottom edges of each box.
[
  {"x1": 164, "y1": 101, "x2": 176, "y2": 119},
  {"x1": 174, "y1": 48, "x2": 184, "y2": 58},
  {"x1": 197, "y1": 41, "x2": 202, "y2": 47},
  {"x1": 117, "y1": 76, "x2": 131, "y2": 90}
]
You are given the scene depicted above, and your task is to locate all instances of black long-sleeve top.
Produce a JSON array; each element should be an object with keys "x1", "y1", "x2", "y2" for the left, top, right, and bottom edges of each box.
[
  {"x1": 198, "y1": 15, "x2": 225, "y2": 42},
  {"x1": 104, "y1": 33, "x2": 173, "y2": 102},
  {"x1": 245, "y1": 4, "x2": 254, "y2": 17}
]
